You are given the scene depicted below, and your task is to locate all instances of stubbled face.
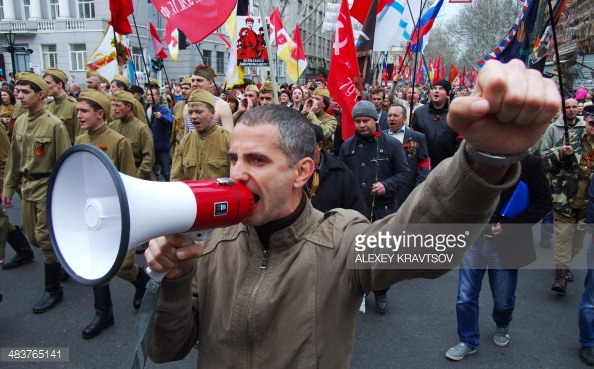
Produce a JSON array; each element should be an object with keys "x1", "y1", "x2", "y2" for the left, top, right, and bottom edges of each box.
[
  {"x1": 76, "y1": 100, "x2": 104, "y2": 131},
  {"x1": 228, "y1": 124, "x2": 298, "y2": 227},
  {"x1": 181, "y1": 84, "x2": 193, "y2": 100},
  {"x1": 86, "y1": 77, "x2": 100, "y2": 90}
]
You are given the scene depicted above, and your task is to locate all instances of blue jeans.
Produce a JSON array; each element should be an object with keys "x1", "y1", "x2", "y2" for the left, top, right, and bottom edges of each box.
[
  {"x1": 540, "y1": 211, "x2": 554, "y2": 238},
  {"x1": 153, "y1": 150, "x2": 171, "y2": 182},
  {"x1": 456, "y1": 236, "x2": 518, "y2": 349},
  {"x1": 579, "y1": 242, "x2": 594, "y2": 347}
]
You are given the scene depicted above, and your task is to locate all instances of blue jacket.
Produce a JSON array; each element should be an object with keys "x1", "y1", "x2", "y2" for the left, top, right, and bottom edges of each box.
[{"x1": 145, "y1": 102, "x2": 173, "y2": 152}]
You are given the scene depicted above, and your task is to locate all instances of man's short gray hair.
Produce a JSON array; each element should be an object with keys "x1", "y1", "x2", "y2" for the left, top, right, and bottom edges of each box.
[{"x1": 236, "y1": 105, "x2": 315, "y2": 167}]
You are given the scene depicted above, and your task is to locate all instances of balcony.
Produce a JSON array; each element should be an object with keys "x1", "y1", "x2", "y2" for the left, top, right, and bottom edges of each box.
[{"x1": 0, "y1": 18, "x2": 108, "y2": 34}]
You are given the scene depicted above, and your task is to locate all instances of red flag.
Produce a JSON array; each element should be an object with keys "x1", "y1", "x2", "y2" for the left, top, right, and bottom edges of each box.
[
  {"x1": 328, "y1": 0, "x2": 360, "y2": 140},
  {"x1": 469, "y1": 67, "x2": 477, "y2": 87},
  {"x1": 460, "y1": 66, "x2": 467, "y2": 86},
  {"x1": 448, "y1": 64, "x2": 459, "y2": 84},
  {"x1": 151, "y1": 0, "x2": 235, "y2": 44},
  {"x1": 415, "y1": 56, "x2": 424, "y2": 85},
  {"x1": 350, "y1": 0, "x2": 373, "y2": 25},
  {"x1": 150, "y1": 23, "x2": 168, "y2": 59},
  {"x1": 109, "y1": 0, "x2": 133, "y2": 35},
  {"x1": 432, "y1": 56, "x2": 441, "y2": 83},
  {"x1": 440, "y1": 64, "x2": 446, "y2": 81}
]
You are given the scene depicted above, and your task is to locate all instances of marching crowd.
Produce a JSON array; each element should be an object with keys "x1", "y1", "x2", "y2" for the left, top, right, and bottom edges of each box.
[{"x1": 2, "y1": 60, "x2": 594, "y2": 366}]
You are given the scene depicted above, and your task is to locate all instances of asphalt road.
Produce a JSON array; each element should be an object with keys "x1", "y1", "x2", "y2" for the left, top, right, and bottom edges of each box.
[{"x1": 0, "y1": 196, "x2": 590, "y2": 368}]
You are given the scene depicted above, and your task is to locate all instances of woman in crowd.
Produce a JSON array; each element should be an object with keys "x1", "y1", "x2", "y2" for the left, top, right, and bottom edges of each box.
[
  {"x1": 227, "y1": 92, "x2": 239, "y2": 114},
  {"x1": 291, "y1": 87, "x2": 305, "y2": 112},
  {"x1": 0, "y1": 89, "x2": 15, "y2": 132},
  {"x1": 279, "y1": 90, "x2": 292, "y2": 107}
]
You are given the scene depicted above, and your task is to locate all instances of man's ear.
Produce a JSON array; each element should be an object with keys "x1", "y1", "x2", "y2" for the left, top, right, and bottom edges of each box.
[{"x1": 293, "y1": 157, "x2": 315, "y2": 189}]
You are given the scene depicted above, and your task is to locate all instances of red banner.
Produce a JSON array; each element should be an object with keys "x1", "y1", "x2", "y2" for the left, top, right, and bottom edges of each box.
[
  {"x1": 327, "y1": 0, "x2": 360, "y2": 140},
  {"x1": 109, "y1": 0, "x2": 133, "y2": 35},
  {"x1": 151, "y1": 0, "x2": 236, "y2": 44}
]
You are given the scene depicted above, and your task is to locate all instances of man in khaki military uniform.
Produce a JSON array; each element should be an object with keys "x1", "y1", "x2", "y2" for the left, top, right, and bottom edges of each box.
[
  {"x1": 258, "y1": 80, "x2": 277, "y2": 106},
  {"x1": 1, "y1": 73, "x2": 71, "y2": 314},
  {"x1": 0, "y1": 124, "x2": 34, "y2": 269},
  {"x1": 191, "y1": 64, "x2": 233, "y2": 131},
  {"x1": 171, "y1": 89, "x2": 230, "y2": 181},
  {"x1": 303, "y1": 87, "x2": 337, "y2": 151},
  {"x1": 109, "y1": 74, "x2": 148, "y2": 124},
  {"x1": 108, "y1": 91, "x2": 155, "y2": 180},
  {"x1": 43, "y1": 68, "x2": 80, "y2": 144},
  {"x1": 171, "y1": 77, "x2": 193, "y2": 152},
  {"x1": 232, "y1": 84, "x2": 259, "y2": 123},
  {"x1": 74, "y1": 89, "x2": 150, "y2": 339}
]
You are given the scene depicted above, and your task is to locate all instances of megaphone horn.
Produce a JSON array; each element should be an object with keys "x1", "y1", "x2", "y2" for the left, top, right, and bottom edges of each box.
[{"x1": 47, "y1": 144, "x2": 254, "y2": 286}]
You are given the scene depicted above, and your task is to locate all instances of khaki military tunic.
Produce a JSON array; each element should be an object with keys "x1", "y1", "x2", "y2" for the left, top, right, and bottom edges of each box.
[
  {"x1": 171, "y1": 101, "x2": 186, "y2": 151},
  {"x1": 108, "y1": 114, "x2": 155, "y2": 180},
  {"x1": 3, "y1": 109, "x2": 71, "y2": 263},
  {"x1": 171, "y1": 123, "x2": 230, "y2": 181},
  {"x1": 8, "y1": 101, "x2": 27, "y2": 138},
  {"x1": 74, "y1": 123, "x2": 139, "y2": 281},
  {"x1": 74, "y1": 124, "x2": 137, "y2": 178},
  {"x1": 45, "y1": 94, "x2": 80, "y2": 145}
]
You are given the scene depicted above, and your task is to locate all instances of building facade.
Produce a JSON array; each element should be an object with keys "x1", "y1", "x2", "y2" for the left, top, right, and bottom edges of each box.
[{"x1": 0, "y1": 0, "x2": 333, "y2": 89}]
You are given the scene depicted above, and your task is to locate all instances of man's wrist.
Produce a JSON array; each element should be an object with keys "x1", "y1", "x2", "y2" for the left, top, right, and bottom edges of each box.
[{"x1": 465, "y1": 143, "x2": 527, "y2": 168}]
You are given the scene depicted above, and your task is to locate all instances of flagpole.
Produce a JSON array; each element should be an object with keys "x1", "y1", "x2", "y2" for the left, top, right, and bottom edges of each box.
[
  {"x1": 129, "y1": 0, "x2": 152, "y2": 83},
  {"x1": 546, "y1": 0, "x2": 569, "y2": 144},
  {"x1": 257, "y1": 1, "x2": 279, "y2": 105},
  {"x1": 408, "y1": 0, "x2": 426, "y2": 126}
]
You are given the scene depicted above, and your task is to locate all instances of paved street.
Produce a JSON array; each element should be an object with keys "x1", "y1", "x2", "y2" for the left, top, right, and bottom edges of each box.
[{"x1": 0, "y1": 196, "x2": 590, "y2": 368}]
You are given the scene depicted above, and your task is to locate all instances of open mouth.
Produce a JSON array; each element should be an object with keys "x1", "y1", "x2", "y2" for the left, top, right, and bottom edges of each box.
[{"x1": 253, "y1": 193, "x2": 261, "y2": 204}]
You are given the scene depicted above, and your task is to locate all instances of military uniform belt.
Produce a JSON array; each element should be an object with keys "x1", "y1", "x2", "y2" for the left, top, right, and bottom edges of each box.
[{"x1": 24, "y1": 173, "x2": 50, "y2": 181}]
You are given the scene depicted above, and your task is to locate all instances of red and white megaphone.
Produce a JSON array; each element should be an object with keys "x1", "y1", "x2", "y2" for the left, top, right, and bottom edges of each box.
[{"x1": 47, "y1": 144, "x2": 254, "y2": 286}]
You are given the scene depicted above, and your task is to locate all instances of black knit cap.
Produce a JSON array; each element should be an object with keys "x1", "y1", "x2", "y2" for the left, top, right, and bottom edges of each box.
[{"x1": 434, "y1": 79, "x2": 452, "y2": 95}]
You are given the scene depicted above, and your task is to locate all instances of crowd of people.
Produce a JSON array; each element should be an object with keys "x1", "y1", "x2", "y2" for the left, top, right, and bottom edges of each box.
[{"x1": 4, "y1": 59, "x2": 594, "y2": 367}]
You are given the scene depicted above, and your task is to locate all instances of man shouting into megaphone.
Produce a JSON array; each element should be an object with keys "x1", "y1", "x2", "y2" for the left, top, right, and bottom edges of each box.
[{"x1": 145, "y1": 60, "x2": 560, "y2": 368}]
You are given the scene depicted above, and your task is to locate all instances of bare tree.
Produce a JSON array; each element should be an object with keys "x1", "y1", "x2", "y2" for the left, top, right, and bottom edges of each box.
[{"x1": 425, "y1": 0, "x2": 522, "y2": 70}]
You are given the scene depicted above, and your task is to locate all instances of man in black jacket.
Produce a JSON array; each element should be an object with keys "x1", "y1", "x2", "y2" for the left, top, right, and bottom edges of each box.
[
  {"x1": 411, "y1": 80, "x2": 463, "y2": 168},
  {"x1": 445, "y1": 154, "x2": 551, "y2": 360},
  {"x1": 306, "y1": 124, "x2": 366, "y2": 215}
]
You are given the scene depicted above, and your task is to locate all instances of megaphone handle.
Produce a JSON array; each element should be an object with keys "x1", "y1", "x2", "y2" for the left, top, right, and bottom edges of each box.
[{"x1": 145, "y1": 230, "x2": 213, "y2": 282}]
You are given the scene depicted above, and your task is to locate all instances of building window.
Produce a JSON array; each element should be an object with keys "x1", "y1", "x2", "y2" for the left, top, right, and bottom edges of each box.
[
  {"x1": 23, "y1": 0, "x2": 30, "y2": 19},
  {"x1": 203, "y1": 50, "x2": 212, "y2": 66},
  {"x1": 216, "y1": 52, "x2": 225, "y2": 74},
  {"x1": 49, "y1": 0, "x2": 60, "y2": 19},
  {"x1": 70, "y1": 44, "x2": 86, "y2": 71},
  {"x1": 42, "y1": 44, "x2": 58, "y2": 70},
  {"x1": 78, "y1": 0, "x2": 95, "y2": 19},
  {"x1": 132, "y1": 47, "x2": 145, "y2": 73},
  {"x1": 0, "y1": 0, "x2": 4, "y2": 20}
]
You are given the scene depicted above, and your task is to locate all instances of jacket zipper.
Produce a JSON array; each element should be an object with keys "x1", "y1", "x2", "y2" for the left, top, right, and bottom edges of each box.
[{"x1": 247, "y1": 248, "x2": 270, "y2": 369}]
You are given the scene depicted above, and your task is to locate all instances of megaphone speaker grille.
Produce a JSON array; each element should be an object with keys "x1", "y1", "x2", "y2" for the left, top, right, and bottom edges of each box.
[{"x1": 47, "y1": 144, "x2": 131, "y2": 286}]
